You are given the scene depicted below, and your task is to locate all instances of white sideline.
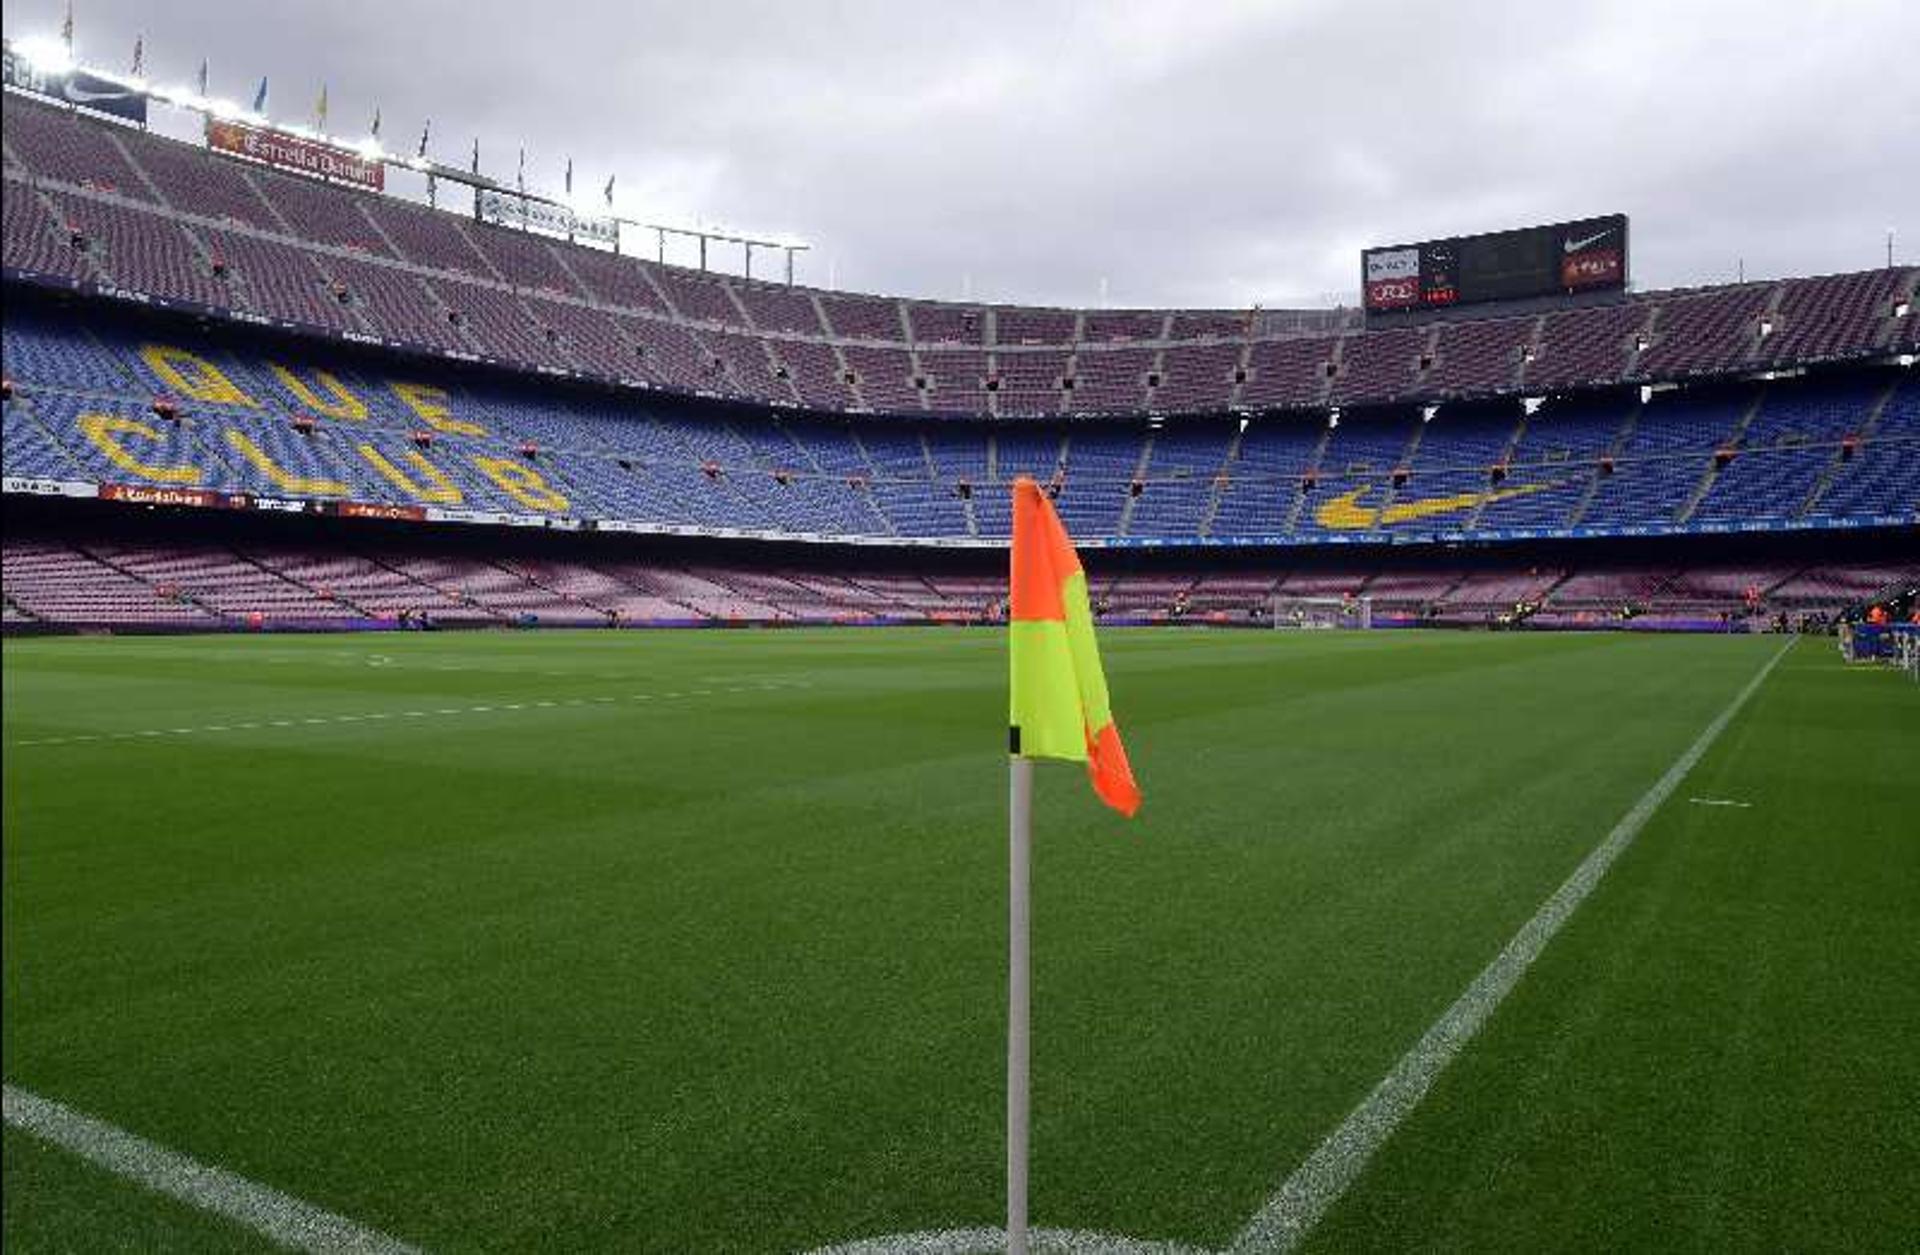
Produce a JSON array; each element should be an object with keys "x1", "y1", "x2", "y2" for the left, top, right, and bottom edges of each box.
[
  {"x1": 2, "y1": 1084, "x2": 419, "y2": 1255},
  {"x1": 1225, "y1": 635, "x2": 1794, "y2": 1253},
  {"x1": 5, "y1": 680, "x2": 810, "y2": 748}
]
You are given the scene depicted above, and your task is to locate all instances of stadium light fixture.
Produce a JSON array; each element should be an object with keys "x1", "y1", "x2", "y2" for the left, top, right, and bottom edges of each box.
[{"x1": 12, "y1": 36, "x2": 75, "y2": 75}]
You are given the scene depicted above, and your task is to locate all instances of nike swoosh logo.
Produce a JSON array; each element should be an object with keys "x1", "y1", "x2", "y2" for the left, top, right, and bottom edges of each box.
[
  {"x1": 1314, "y1": 481, "x2": 1557, "y2": 530},
  {"x1": 60, "y1": 83, "x2": 137, "y2": 103},
  {"x1": 1564, "y1": 229, "x2": 1612, "y2": 254}
]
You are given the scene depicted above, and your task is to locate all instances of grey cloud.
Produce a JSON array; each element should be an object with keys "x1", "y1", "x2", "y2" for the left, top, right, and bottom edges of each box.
[{"x1": 17, "y1": 0, "x2": 1915, "y2": 307}]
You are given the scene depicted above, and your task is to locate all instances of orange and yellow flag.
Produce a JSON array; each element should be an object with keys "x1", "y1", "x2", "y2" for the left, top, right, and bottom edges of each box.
[{"x1": 1008, "y1": 477, "x2": 1141, "y2": 816}]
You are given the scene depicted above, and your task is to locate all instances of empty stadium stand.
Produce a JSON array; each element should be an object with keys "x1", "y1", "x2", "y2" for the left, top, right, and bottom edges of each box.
[
  {"x1": 5, "y1": 505, "x2": 1911, "y2": 631},
  {"x1": 6, "y1": 92, "x2": 1916, "y2": 423},
  {"x1": 6, "y1": 296, "x2": 1914, "y2": 546},
  {"x1": 4, "y1": 87, "x2": 1915, "y2": 635}
]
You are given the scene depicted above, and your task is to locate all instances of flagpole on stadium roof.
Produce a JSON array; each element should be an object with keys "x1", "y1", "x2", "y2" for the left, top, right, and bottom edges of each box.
[{"x1": 1007, "y1": 755, "x2": 1033, "y2": 1255}]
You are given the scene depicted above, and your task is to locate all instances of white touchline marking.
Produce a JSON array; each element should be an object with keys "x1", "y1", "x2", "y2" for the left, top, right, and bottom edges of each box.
[
  {"x1": 5, "y1": 681, "x2": 814, "y2": 748},
  {"x1": 802, "y1": 640, "x2": 1795, "y2": 1255},
  {"x1": 1687, "y1": 797, "x2": 1753, "y2": 808},
  {"x1": 802, "y1": 1228, "x2": 1207, "y2": 1255},
  {"x1": 1225, "y1": 637, "x2": 1794, "y2": 1254},
  {"x1": 3, "y1": 1083, "x2": 420, "y2": 1255}
]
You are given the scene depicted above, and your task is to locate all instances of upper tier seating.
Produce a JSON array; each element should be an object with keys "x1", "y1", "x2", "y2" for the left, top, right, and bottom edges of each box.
[{"x1": 6, "y1": 92, "x2": 1912, "y2": 424}]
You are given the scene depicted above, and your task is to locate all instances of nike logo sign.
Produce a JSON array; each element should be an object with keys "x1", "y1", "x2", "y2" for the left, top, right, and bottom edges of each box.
[
  {"x1": 1564, "y1": 229, "x2": 1613, "y2": 254},
  {"x1": 1313, "y1": 481, "x2": 1557, "y2": 530},
  {"x1": 60, "y1": 84, "x2": 138, "y2": 103}
]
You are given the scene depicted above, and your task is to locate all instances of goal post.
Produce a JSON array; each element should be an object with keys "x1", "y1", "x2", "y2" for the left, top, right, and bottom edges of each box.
[{"x1": 1271, "y1": 595, "x2": 1372, "y2": 630}]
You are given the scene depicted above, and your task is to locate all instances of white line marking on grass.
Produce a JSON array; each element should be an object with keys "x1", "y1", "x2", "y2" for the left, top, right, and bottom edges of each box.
[
  {"x1": 802, "y1": 640, "x2": 1795, "y2": 1255},
  {"x1": 1687, "y1": 797, "x2": 1753, "y2": 808},
  {"x1": 6, "y1": 682, "x2": 814, "y2": 748},
  {"x1": 1226, "y1": 637, "x2": 1795, "y2": 1254},
  {"x1": 3, "y1": 1084, "x2": 419, "y2": 1255},
  {"x1": 803, "y1": 1228, "x2": 1207, "y2": 1255}
]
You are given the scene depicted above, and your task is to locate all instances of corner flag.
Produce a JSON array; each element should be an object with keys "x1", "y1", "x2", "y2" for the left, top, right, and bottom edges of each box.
[
  {"x1": 1008, "y1": 476, "x2": 1140, "y2": 815},
  {"x1": 1003, "y1": 476, "x2": 1140, "y2": 1255}
]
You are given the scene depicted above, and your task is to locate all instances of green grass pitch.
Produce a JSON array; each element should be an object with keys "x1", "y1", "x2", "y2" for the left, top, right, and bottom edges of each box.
[{"x1": 4, "y1": 628, "x2": 1916, "y2": 1252}]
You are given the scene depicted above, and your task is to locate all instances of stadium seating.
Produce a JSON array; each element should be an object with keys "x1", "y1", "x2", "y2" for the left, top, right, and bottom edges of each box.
[
  {"x1": 5, "y1": 296, "x2": 1913, "y2": 544},
  {"x1": 6, "y1": 523, "x2": 1910, "y2": 630},
  {"x1": 6, "y1": 91, "x2": 1913, "y2": 425}
]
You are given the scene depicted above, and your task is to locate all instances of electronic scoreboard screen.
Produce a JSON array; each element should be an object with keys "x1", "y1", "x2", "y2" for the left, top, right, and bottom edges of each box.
[{"x1": 1361, "y1": 215, "x2": 1627, "y2": 313}]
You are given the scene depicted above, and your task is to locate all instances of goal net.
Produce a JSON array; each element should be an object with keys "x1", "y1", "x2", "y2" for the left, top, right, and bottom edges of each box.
[{"x1": 1271, "y1": 595, "x2": 1372, "y2": 630}]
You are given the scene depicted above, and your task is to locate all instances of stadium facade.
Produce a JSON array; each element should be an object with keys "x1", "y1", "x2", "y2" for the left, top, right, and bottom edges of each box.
[{"x1": 3, "y1": 85, "x2": 1916, "y2": 632}]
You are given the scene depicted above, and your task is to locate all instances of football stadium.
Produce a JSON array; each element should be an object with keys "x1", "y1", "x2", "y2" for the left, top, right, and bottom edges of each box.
[{"x1": 3, "y1": 5, "x2": 1917, "y2": 1252}]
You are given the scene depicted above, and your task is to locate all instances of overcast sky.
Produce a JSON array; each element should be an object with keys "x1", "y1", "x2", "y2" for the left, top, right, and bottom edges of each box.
[{"x1": 9, "y1": 0, "x2": 1915, "y2": 309}]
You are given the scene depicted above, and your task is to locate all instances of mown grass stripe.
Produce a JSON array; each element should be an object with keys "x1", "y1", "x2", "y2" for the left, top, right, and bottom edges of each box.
[{"x1": 1227, "y1": 637, "x2": 1795, "y2": 1254}]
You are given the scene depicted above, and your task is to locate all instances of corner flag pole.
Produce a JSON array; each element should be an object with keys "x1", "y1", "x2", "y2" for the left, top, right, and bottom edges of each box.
[
  {"x1": 1005, "y1": 477, "x2": 1141, "y2": 1254},
  {"x1": 1007, "y1": 755, "x2": 1033, "y2": 1255}
]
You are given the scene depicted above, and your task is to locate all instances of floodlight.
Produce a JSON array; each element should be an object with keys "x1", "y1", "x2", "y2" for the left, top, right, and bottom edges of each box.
[{"x1": 13, "y1": 36, "x2": 75, "y2": 74}]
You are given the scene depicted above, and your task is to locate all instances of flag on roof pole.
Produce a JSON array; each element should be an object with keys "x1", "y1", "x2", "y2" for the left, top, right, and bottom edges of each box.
[
  {"x1": 1003, "y1": 475, "x2": 1139, "y2": 1255},
  {"x1": 252, "y1": 77, "x2": 268, "y2": 114},
  {"x1": 370, "y1": 106, "x2": 381, "y2": 139},
  {"x1": 469, "y1": 137, "x2": 480, "y2": 175},
  {"x1": 314, "y1": 83, "x2": 329, "y2": 131},
  {"x1": 565, "y1": 157, "x2": 573, "y2": 196},
  {"x1": 417, "y1": 118, "x2": 431, "y2": 158},
  {"x1": 196, "y1": 59, "x2": 208, "y2": 97},
  {"x1": 516, "y1": 146, "x2": 526, "y2": 194},
  {"x1": 603, "y1": 174, "x2": 615, "y2": 207},
  {"x1": 61, "y1": 2, "x2": 73, "y2": 52},
  {"x1": 130, "y1": 35, "x2": 143, "y2": 77}
]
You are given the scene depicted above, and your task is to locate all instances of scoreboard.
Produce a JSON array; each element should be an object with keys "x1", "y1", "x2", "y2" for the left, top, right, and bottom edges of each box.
[{"x1": 1362, "y1": 215, "x2": 1628, "y2": 313}]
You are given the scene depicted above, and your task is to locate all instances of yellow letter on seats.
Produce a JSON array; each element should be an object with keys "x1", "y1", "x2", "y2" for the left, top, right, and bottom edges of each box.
[
  {"x1": 270, "y1": 364, "x2": 369, "y2": 420},
  {"x1": 473, "y1": 457, "x2": 569, "y2": 513},
  {"x1": 139, "y1": 345, "x2": 258, "y2": 407},
  {"x1": 389, "y1": 382, "x2": 485, "y2": 435},
  {"x1": 359, "y1": 444, "x2": 463, "y2": 505},
  {"x1": 224, "y1": 429, "x2": 348, "y2": 496},
  {"x1": 76, "y1": 414, "x2": 205, "y2": 484}
]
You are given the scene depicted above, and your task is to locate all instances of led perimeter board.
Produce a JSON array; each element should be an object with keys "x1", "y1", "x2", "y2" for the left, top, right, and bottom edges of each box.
[{"x1": 1362, "y1": 215, "x2": 1628, "y2": 313}]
